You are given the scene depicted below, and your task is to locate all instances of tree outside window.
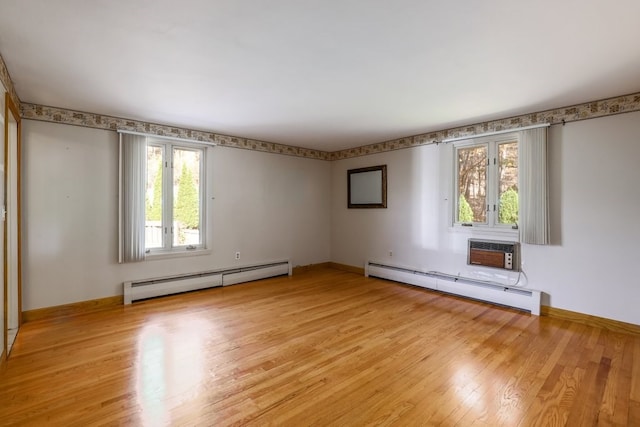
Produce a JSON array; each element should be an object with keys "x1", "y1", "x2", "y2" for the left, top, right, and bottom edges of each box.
[
  {"x1": 455, "y1": 137, "x2": 518, "y2": 227},
  {"x1": 145, "y1": 141, "x2": 204, "y2": 251}
]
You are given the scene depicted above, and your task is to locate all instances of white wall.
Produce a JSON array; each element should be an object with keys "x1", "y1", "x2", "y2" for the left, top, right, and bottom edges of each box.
[
  {"x1": 23, "y1": 120, "x2": 331, "y2": 310},
  {"x1": 331, "y1": 111, "x2": 640, "y2": 325}
]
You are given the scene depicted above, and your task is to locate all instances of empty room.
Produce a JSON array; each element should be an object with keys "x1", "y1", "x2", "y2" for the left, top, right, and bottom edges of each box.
[{"x1": 1, "y1": 1, "x2": 640, "y2": 425}]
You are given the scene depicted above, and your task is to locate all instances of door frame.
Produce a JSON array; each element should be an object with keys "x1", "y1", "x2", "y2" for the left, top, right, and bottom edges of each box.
[{"x1": 4, "y1": 93, "x2": 21, "y2": 359}]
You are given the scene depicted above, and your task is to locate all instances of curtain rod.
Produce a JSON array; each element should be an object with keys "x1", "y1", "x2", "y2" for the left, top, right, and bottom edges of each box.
[
  {"x1": 117, "y1": 129, "x2": 217, "y2": 147},
  {"x1": 440, "y1": 123, "x2": 550, "y2": 144}
]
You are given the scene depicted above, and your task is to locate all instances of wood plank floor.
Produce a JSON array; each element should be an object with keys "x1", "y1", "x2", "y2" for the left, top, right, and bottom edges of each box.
[{"x1": 1, "y1": 268, "x2": 639, "y2": 426}]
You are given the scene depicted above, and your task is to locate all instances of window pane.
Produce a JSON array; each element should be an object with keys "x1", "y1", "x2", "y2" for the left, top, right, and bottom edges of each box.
[
  {"x1": 173, "y1": 148, "x2": 201, "y2": 246},
  {"x1": 145, "y1": 145, "x2": 163, "y2": 249},
  {"x1": 457, "y1": 145, "x2": 487, "y2": 223},
  {"x1": 498, "y1": 141, "x2": 518, "y2": 224}
]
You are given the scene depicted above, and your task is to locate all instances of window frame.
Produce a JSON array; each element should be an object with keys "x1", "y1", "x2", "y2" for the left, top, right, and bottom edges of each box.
[
  {"x1": 452, "y1": 132, "x2": 519, "y2": 231},
  {"x1": 145, "y1": 137, "x2": 207, "y2": 255}
]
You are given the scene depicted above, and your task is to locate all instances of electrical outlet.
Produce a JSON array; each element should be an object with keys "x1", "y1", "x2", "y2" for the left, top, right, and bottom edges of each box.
[
  {"x1": 389, "y1": 251, "x2": 393, "y2": 257},
  {"x1": 235, "y1": 251, "x2": 240, "y2": 260}
]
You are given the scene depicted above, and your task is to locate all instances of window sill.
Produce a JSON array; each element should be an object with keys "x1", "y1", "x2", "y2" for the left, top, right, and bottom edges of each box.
[
  {"x1": 145, "y1": 248, "x2": 211, "y2": 261},
  {"x1": 450, "y1": 225, "x2": 519, "y2": 239}
]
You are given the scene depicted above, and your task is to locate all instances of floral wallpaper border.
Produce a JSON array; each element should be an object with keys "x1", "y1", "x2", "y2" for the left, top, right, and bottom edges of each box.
[
  {"x1": 329, "y1": 91, "x2": 640, "y2": 160},
  {"x1": 18, "y1": 90, "x2": 640, "y2": 162},
  {"x1": 0, "y1": 53, "x2": 20, "y2": 111},
  {"x1": 20, "y1": 103, "x2": 330, "y2": 161}
]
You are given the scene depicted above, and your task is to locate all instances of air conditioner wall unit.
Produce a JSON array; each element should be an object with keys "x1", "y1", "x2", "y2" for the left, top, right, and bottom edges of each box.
[{"x1": 468, "y1": 238, "x2": 520, "y2": 271}]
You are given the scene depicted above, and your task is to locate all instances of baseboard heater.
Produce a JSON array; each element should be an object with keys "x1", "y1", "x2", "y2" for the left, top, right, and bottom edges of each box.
[
  {"x1": 123, "y1": 260, "x2": 291, "y2": 304},
  {"x1": 365, "y1": 261, "x2": 541, "y2": 315}
]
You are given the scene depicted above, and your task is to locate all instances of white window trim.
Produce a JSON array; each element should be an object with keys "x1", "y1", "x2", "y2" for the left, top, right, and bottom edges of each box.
[
  {"x1": 145, "y1": 248, "x2": 212, "y2": 261},
  {"x1": 146, "y1": 137, "x2": 207, "y2": 255},
  {"x1": 452, "y1": 132, "x2": 520, "y2": 233}
]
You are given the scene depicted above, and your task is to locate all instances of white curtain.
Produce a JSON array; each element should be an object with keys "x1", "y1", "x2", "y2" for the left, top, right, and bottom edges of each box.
[
  {"x1": 119, "y1": 133, "x2": 147, "y2": 262},
  {"x1": 519, "y1": 127, "x2": 549, "y2": 245}
]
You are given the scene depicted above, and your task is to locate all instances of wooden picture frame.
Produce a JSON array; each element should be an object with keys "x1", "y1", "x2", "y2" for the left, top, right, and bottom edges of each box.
[{"x1": 347, "y1": 165, "x2": 387, "y2": 208}]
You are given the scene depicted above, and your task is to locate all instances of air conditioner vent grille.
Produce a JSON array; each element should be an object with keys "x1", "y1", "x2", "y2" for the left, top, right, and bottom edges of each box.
[{"x1": 469, "y1": 240, "x2": 516, "y2": 253}]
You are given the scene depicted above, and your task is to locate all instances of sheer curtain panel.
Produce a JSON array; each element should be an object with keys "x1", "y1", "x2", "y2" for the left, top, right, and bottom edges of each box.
[
  {"x1": 119, "y1": 133, "x2": 147, "y2": 262},
  {"x1": 518, "y1": 127, "x2": 549, "y2": 245}
]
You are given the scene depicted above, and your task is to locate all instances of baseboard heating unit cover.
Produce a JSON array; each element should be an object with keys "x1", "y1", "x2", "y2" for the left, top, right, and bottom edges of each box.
[
  {"x1": 123, "y1": 260, "x2": 291, "y2": 304},
  {"x1": 365, "y1": 261, "x2": 541, "y2": 315}
]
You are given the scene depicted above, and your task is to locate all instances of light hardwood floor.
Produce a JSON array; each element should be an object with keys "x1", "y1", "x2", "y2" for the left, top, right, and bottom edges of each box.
[{"x1": 1, "y1": 268, "x2": 639, "y2": 426}]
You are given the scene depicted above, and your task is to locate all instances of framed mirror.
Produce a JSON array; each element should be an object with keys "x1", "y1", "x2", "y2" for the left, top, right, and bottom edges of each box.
[{"x1": 348, "y1": 165, "x2": 387, "y2": 208}]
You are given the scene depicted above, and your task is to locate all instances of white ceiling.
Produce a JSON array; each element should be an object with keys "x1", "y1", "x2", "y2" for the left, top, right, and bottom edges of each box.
[{"x1": 1, "y1": 1, "x2": 640, "y2": 152}]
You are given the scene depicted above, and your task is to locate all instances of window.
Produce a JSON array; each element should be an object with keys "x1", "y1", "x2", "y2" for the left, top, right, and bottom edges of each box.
[
  {"x1": 454, "y1": 135, "x2": 518, "y2": 228},
  {"x1": 119, "y1": 132, "x2": 207, "y2": 263},
  {"x1": 145, "y1": 139, "x2": 205, "y2": 253}
]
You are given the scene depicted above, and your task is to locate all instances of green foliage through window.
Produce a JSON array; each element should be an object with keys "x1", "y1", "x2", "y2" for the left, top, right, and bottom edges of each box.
[
  {"x1": 458, "y1": 194, "x2": 474, "y2": 223},
  {"x1": 175, "y1": 166, "x2": 199, "y2": 229},
  {"x1": 499, "y1": 188, "x2": 519, "y2": 224},
  {"x1": 145, "y1": 142, "x2": 203, "y2": 250},
  {"x1": 455, "y1": 138, "x2": 518, "y2": 227}
]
